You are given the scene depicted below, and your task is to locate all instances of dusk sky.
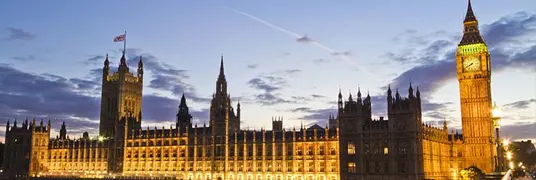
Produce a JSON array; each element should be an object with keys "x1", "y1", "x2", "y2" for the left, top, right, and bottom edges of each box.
[{"x1": 0, "y1": 0, "x2": 534, "y2": 143}]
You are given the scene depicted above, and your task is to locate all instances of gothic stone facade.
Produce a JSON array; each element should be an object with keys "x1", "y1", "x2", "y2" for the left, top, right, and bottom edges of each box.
[{"x1": 2, "y1": 1, "x2": 496, "y2": 179}]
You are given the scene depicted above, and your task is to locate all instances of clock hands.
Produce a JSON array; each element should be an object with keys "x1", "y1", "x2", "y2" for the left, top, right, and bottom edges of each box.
[{"x1": 465, "y1": 62, "x2": 473, "y2": 69}]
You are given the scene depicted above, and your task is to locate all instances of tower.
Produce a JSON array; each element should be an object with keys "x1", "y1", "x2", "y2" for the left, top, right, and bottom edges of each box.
[
  {"x1": 59, "y1": 121, "x2": 67, "y2": 140},
  {"x1": 176, "y1": 93, "x2": 193, "y2": 133},
  {"x1": 99, "y1": 54, "x2": 144, "y2": 138},
  {"x1": 210, "y1": 55, "x2": 240, "y2": 136},
  {"x1": 456, "y1": 0, "x2": 495, "y2": 172}
]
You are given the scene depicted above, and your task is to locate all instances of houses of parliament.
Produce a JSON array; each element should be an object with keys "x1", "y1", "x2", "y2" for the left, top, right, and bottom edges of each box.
[{"x1": 2, "y1": 1, "x2": 498, "y2": 180}]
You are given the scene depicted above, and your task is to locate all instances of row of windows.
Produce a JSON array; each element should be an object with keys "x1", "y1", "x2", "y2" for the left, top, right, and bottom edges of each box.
[
  {"x1": 124, "y1": 145, "x2": 338, "y2": 158},
  {"x1": 49, "y1": 149, "x2": 108, "y2": 159},
  {"x1": 46, "y1": 162, "x2": 107, "y2": 170},
  {"x1": 123, "y1": 161, "x2": 338, "y2": 173}
]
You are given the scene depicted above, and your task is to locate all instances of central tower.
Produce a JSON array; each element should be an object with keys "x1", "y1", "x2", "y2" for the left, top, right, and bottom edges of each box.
[
  {"x1": 456, "y1": 0, "x2": 495, "y2": 172},
  {"x1": 210, "y1": 55, "x2": 241, "y2": 136}
]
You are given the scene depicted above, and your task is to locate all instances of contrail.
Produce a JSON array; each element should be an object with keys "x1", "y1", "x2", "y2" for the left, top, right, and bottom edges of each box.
[{"x1": 225, "y1": 6, "x2": 375, "y2": 77}]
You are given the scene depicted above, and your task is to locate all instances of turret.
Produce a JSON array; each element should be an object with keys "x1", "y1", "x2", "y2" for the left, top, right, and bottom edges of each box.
[
  {"x1": 416, "y1": 86, "x2": 421, "y2": 99},
  {"x1": 5, "y1": 120, "x2": 9, "y2": 131},
  {"x1": 137, "y1": 56, "x2": 143, "y2": 78},
  {"x1": 103, "y1": 54, "x2": 110, "y2": 78},
  {"x1": 337, "y1": 88, "x2": 343, "y2": 114},
  {"x1": 176, "y1": 93, "x2": 192, "y2": 132},
  {"x1": 357, "y1": 87, "x2": 362, "y2": 103},
  {"x1": 216, "y1": 54, "x2": 227, "y2": 95},
  {"x1": 395, "y1": 88, "x2": 400, "y2": 101},
  {"x1": 237, "y1": 101, "x2": 241, "y2": 120},
  {"x1": 60, "y1": 121, "x2": 67, "y2": 140},
  {"x1": 31, "y1": 118, "x2": 35, "y2": 130},
  {"x1": 118, "y1": 53, "x2": 128, "y2": 72},
  {"x1": 272, "y1": 116, "x2": 283, "y2": 131},
  {"x1": 387, "y1": 85, "x2": 393, "y2": 110},
  {"x1": 408, "y1": 82, "x2": 414, "y2": 98}
]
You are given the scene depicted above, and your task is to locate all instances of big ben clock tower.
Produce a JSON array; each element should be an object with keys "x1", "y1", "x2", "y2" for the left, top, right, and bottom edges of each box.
[{"x1": 456, "y1": 0, "x2": 495, "y2": 172}]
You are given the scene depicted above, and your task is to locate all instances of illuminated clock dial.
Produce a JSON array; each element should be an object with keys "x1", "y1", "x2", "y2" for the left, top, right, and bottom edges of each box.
[{"x1": 463, "y1": 57, "x2": 480, "y2": 72}]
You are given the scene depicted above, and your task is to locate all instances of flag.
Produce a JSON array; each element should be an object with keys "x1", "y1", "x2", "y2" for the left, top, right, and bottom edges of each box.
[{"x1": 113, "y1": 34, "x2": 125, "y2": 42}]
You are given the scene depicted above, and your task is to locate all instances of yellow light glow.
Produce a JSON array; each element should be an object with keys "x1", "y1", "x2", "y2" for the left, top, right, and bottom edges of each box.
[
  {"x1": 506, "y1": 152, "x2": 513, "y2": 160},
  {"x1": 457, "y1": 43, "x2": 488, "y2": 55},
  {"x1": 98, "y1": 136, "x2": 105, "y2": 142},
  {"x1": 503, "y1": 139, "x2": 510, "y2": 147},
  {"x1": 509, "y1": 162, "x2": 514, "y2": 169}
]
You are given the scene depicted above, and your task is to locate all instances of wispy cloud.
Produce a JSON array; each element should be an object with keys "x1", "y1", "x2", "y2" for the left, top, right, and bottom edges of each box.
[
  {"x1": 246, "y1": 69, "x2": 303, "y2": 106},
  {"x1": 12, "y1": 55, "x2": 36, "y2": 62},
  {"x1": 247, "y1": 64, "x2": 258, "y2": 69},
  {"x1": 2, "y1": 27, "x2": 36, "y2": 41},
  {"x1": 225, "y1": 6, "x2": 375, "y2": 77}
]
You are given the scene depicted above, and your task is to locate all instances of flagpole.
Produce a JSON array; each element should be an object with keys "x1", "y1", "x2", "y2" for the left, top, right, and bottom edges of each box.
[{"x1": 123, "y1": 31, "x2": 127, "y2": 55}]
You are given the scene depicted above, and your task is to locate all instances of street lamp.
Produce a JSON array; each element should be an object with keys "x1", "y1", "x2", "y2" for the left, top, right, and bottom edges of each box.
[{"x1": 491, "y1": 102, "x2": 504, "y2": 172}]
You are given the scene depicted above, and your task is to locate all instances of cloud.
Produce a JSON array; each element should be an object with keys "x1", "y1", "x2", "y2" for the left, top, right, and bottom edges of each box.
[
  {"x1": 85, "y1": 55, "x2": 106, "y2": 65},
  {"x1": 385, "y1": 12, "x2": 536, "y2": 97},
  {"x1": 503, "y1": 99, "x2": 536, "y2": 110},
  {"x1": 0, "y1": 64, "x2": 101, "y2": 130},
  {"x1": 246, "y1": 69, "x2": 301, "y2": 105},
  {"x1": 247, "y1": 64, "x2": 258, "y2": 69},
  {"x1": 331, "y1": 51, "x2": 352, "y2": 56},
  {"x1": 313, "y1": 58, "x2": 330, "y2": 63},
  {"x1": 311, "y1": 94, "x2": 325, "y2": 98},
  {"x1": 12, "y1": 55, "x2": 36, "y2": 62},
  {"x1": 248, "y1": 78, "x2": 281, "y2": 93},
  {"x1": 253, "y1": 93, "x2": 294, "y2": 106},
  {"x1": 2, "y1": 27, "x2": 36, "y2": 41},
  {"x1": 296, "y1": 36, "x2": 314, "y2": 43},
  {"x1": 116, "y1": 50, "x2": 211, "y2": 103},
  {"x1": 482, "y1": 12, "x2": 536, "y2": 47},
  {"x1": 289, "y1": 107, "x2": 337, "y2": 126},
  {"x1": 502, "y1": 123, "x2": 536, "y2": 141}
]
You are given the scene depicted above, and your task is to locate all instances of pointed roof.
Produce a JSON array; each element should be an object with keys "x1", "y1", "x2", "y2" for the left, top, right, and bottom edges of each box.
[
  {"x1": 179, "y1": 93, "x2": 187, "y2": 107},
  {"x1": 119, "y1": 53, "x2": 127, "y2": 67},
  {"x1": 459, "y1": 0, "x2": 485, "y2": 46},
  {"x1": 464, "y1": 0, "x2": 477, "y2": 23},
  {"x1": 219, "y1": 54, "x2": 225, "y2": 77},
  {"x1": 104, "y1": 54, "x2": 109, "y2": 66}
]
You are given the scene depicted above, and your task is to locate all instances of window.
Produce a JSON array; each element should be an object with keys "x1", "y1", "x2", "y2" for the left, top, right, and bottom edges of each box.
[
  {"x1": 383, "y1": 147, "x2": 389, "y2": 155},
  {"x1": 348, "y1": 141, "x2": 356, "y2": 155},
  {"x1": 348, "y1": 162, "x2": 356, "y2": 173}
]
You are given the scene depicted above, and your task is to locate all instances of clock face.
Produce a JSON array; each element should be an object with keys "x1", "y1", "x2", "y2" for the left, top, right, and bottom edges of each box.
[{"x1": 463, "y1": 57, "x2": 481, "y2": 72}]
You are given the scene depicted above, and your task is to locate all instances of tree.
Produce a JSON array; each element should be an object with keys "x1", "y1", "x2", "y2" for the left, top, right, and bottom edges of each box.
[{"x1": 460, "y1": 166, "x2": 485, "y2": 180}]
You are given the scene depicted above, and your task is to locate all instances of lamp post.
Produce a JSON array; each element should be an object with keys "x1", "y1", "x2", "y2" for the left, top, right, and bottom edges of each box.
[{"x1": 492, "y1": 102, "x2": 504, "y2": 172}]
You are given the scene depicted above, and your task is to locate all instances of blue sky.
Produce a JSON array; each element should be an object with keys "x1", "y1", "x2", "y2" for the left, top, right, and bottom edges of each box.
[{"x1": 0, "y1": 0, "x2": 535, "y2": 142}]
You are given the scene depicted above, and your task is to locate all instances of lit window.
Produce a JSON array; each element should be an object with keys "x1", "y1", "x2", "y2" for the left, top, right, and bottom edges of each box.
[
  {"x1": 383, "y1": 147, "x2": 389, "y2": 155},
  {"x1": 348, "y1": 162, "x2": 356, "y2": 173},
  {"x1": 348, "y1": 142, "x2": 356, "y2": 155}
]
